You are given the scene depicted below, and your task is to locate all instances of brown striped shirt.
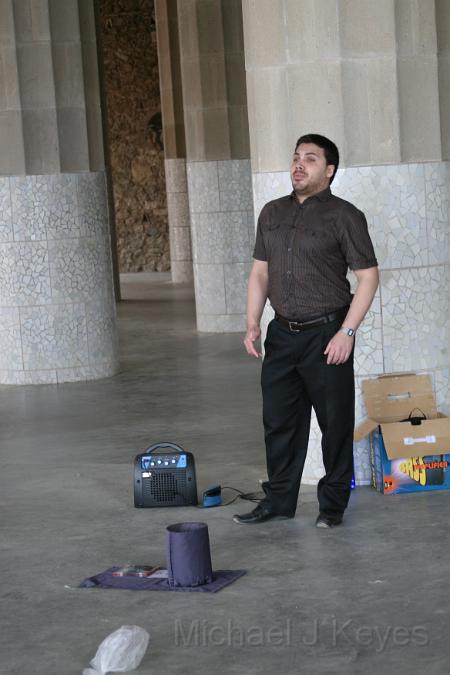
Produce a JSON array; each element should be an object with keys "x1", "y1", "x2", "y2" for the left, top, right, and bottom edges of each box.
[{"x1": 253, "y1": 187, "x2": 378, "y2": 321}]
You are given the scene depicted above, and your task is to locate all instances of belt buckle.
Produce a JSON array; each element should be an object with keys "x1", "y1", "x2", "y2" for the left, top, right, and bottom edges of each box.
[{"x1": 288, "y1": 320, "x2": 302, "y2": 333}]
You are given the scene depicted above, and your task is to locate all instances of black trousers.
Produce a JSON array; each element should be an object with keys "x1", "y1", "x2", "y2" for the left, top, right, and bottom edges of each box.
[{"x1": 260, "y1": 317, "x2": 355, "y2": 519}]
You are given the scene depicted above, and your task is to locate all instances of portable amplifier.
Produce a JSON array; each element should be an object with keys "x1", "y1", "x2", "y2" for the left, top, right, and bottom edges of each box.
[{"x1": 134, "y1": 442, "x2": 198, "y2": 507}]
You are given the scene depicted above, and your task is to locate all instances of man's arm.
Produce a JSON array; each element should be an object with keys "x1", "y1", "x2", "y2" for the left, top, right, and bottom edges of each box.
[
  {"x1": 244, "y1": 260, "x2": 269, "y2": 358},
  {"x1": 324, "y1": 266, "x2": 379, "y2": 365}
]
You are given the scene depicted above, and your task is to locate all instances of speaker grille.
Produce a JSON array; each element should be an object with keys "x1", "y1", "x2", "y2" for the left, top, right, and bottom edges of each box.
[{"x1": 143, "y1": 469, "x2": 187, "y2": 504}]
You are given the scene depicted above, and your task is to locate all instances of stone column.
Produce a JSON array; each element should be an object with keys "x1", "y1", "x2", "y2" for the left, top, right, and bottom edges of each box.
[
  {"x1": 155, "y1": 0, "x2": 192, "y2": 284},
  {"x1": 177, "y1": 0, "x2": 254, "y2": 331},
  {"x1": 242, "y1": 0, "x2": 450, "y2": 484},
  {"x1": 0, "y1": 0, "x2": 118, "y2": 384}
]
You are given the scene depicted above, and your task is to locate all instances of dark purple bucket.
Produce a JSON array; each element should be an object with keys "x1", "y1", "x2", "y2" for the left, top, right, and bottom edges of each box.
[{"x1": 166, "y1": 522, "x2": 213, "y2": 587}]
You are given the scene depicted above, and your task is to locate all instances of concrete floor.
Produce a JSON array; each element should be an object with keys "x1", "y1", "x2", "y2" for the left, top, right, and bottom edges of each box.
[{"x1": 1, "y1": 274, "x2": 449, "y2": 675}]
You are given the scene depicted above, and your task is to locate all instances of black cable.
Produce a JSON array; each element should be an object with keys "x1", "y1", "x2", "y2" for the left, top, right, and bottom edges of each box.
[
  {"x1": 195, "y1": 486, "x2": 265, "y2": 508},
  {"x1": 220, "y1": 486, "x2": 264, "y2": 506}
]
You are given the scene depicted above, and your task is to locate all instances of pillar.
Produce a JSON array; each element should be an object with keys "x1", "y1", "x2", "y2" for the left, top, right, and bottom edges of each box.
[
  {"x1": 177, "y1": 0, "x2": 254, "y2": 331},
  {"x1": 242, "y1": 0, "x2": 450, "y2": 484},
  {"x1": 155, "y1": 0, "x2": 193, "y2": 284},
  {"x1": 0, "y1": 0, "x2": 118, "y2": 384}
]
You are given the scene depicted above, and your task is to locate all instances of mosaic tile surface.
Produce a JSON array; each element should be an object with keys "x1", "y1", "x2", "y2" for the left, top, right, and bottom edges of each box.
[
  {"x1": 48, "y1": 237, "x2": 112, "y2": 303},
  {"x1": 191, "y1": 211, "x2": 252, "y2": 264},
  {"x1": 353, "y1": 437, "x2": 372, "y2": 485},
  {"x1": 0, "y1": 177, "x2": 12, "y2": 242},
  {"x1": 354, "y1": 377, "x2": 373, "y2": 485},
  {"x1": 434, "y1": 367, "x2": 450, "y2": 414},
  {"x1": 20, "y1": 303, "x2": 89, "y2": 370},
  {"x1": 77, "y1": 172, "x2": 109, "y2": 238},
  {"x1": 86, "y1": 300, "x2": 119, "y2": 364},
  {"x1": 333, "y1": 163, "x2": 427, "y2": 269},
  {"x1": 0, "y1": 171, "x2": 117, "y2": 384},
  {"x1": 0, "y1": 241, "x2": 51, "y2": 306},
  {"x1": 196, "y1": 313, "x2": 246, "y2": 333},
  {"x1": 348, "y1": 273, "x2": 384, "y2": 376},
  {"x1": 252, "y1": 171, "x2": 292, "y2": 223},
  {"x1": 354, "y1": 375, "x2": 370, "y2": 427},
  {"x1": 253, "y1": 163, "x2": 450, "y2": 272},
  {"x1": 224, "y1": 262, "x2": 252, "y2": 315},
  {"x1": 425, "y1": 162, "x2": 450, "y2": 266},
  {"x1": 193, "y1": 263, "x2": 226, "y2": 315},
  {"x1": 218, "y1": 160, "x2": 253, "y2": 212},
  {"x1": 354, "y1": 305, "x2": 384, "y2": 376},
  {"x1": 0, "y1": 306, "x2": 22, "y2": 369},
  {"x1": 381, "y1": 265, "x2": 450, "y2": 372},
  {"x1": 11, "y1": 174, "x2": 79, "y2": 241},
  {"x1": 187, "y1": 161, "x2": 219, "y2": 213}
]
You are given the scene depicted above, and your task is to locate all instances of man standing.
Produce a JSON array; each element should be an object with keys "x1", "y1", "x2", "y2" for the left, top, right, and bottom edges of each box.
[{"x1": 233, "y1": 134, "x2": 379, "y2": 528}]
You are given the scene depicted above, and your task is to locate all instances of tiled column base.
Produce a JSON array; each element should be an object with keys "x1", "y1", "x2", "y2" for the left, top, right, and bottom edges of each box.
[
  {"x1": 0, "y1": 172, "x2": 118, "y2": 384},
  {"x1": 165, "y1": 159, "x2": 193, "y2": 284},
  {"x1": 187, "y1": 159, "x2": 254, "y2": 332},
  {"x1": 252, "y1": 162, "x2": 450, "y2": 485}
]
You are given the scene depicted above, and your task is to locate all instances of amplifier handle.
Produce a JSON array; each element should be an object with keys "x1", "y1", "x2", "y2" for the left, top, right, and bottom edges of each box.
[{"x1": 144, "y1": 442, "x2": 186, "y2": 454}]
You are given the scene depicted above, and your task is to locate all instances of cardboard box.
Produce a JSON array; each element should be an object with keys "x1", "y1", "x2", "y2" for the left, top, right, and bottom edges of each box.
[{"x1": 354, "y1": 373, "x2": 450, "y2": 494}]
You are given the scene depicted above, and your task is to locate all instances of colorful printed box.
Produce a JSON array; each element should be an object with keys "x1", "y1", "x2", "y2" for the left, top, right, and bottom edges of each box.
[{"x1": 355, "y1": 374, "x2": 450, "y2": 494}]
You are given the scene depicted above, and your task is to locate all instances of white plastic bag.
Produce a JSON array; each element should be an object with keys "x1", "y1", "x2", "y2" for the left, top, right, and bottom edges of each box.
[{"x1": 83, "y1": 625, "x2": 149, "y2": 674}]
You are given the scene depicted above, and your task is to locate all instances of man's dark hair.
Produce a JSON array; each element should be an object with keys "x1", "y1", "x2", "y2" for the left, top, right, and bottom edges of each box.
[{"x1": 295, "y1": 134, "x2": 339, "y2": 184}]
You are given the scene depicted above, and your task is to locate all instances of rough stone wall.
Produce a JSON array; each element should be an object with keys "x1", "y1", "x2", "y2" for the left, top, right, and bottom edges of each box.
[{"x1": 98, "y1": 0, "x2": 169, "y2": 272}]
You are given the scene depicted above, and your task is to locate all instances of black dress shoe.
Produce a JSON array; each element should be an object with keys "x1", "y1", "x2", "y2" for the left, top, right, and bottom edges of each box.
[
  {"x1": 315, "y1": 514, "x2": 343, "y2": 529},
  {"x1": 233, "y1": 503, "x2": 289, "y2": 525}
]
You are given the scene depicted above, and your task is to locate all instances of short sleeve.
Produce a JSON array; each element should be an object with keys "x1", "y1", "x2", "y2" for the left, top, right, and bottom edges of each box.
[
  {"x1": 252, "y1": 204, "x2": 269, "y2": 261},
  {"x1": 338, "y1": 205, "x2": 378, "y2": 270}
]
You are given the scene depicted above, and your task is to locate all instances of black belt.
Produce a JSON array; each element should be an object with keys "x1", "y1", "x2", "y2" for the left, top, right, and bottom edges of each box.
[{"x1": 275, "y1": 307, "x2": 348, "y2": 333}]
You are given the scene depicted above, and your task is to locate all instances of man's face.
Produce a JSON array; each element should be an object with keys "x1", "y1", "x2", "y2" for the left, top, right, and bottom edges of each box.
[{"x1": 290, "y1": 143, "x2": 335, "y2": 198}]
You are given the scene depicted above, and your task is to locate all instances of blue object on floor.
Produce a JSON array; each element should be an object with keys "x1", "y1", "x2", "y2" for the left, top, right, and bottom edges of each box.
[{"x1": 202, "y1": 484, "x2": 222, "y2": 507}]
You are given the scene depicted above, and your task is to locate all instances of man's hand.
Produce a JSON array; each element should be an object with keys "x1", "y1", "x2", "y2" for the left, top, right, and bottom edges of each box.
[
  {"x1": 244, "y1": 325, "x2": 262, "y2": 358},
  {"x1": 324, "y1": 331, "x2": 354, "y2": 365}
]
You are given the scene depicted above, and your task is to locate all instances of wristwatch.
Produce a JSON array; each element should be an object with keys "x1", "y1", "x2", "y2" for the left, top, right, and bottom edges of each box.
[{"x1": 339, "y1": 326, "x2": 356, "y2": 337}]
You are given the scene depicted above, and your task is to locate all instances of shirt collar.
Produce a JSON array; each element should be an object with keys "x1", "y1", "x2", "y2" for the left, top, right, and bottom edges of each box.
[{"x1": 290, "y1": 186, "x2": 332, "y2": 203}]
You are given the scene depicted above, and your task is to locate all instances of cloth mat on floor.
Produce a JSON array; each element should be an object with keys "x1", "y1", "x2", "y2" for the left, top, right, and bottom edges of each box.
[{"x1": 79, "y1": 567, "x2": 246, "y2": 593}]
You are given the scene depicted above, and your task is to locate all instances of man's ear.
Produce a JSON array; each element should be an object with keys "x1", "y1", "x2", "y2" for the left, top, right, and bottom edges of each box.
[{"x1": 326, "y1": 164, "x2": 335, "y2": 178}]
